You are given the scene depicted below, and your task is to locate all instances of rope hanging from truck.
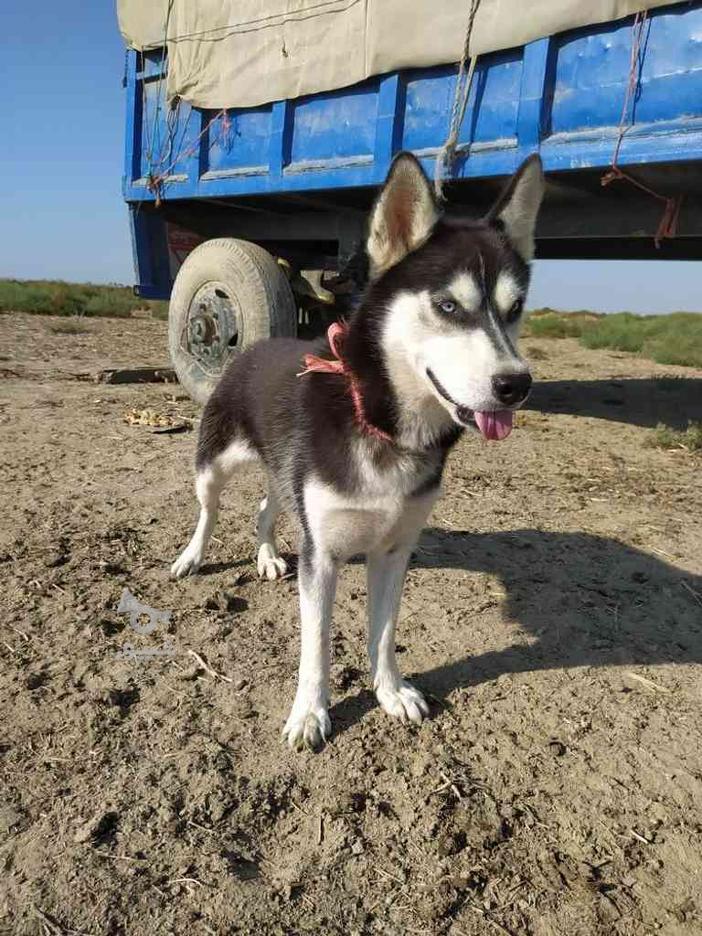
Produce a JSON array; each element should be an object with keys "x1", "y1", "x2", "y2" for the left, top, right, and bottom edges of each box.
[
  {"x1": 143, "y1": 0, "x2": 229, "y2": 206},
  {"x1": 434, "y1": 0, "x2": 481, "y2": 200},
  {"x1": 600, "y1": 9, "x2": 682, "y2": 248}
]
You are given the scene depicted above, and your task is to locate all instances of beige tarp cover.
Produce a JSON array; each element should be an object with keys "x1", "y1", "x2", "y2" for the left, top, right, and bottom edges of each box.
[{"x1": 117, "y1": 1, "x2": 687, "y2": 109}]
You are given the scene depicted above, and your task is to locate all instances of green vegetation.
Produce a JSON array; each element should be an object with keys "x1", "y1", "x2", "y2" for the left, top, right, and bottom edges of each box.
[
  {"x1": 580, "y1": 312, "x2": 702, "y2": 367},
  {"x1": 647, "y1": 421, "x2": 702, "y2": 453},
  {"x1": 0, "y1": 279, "x2": 168, "y2": 320},
  {"x1": 525, "y1": 308, "x2": 601, "y2": 339},
  {"x1": 525, "y1": 310, "x2": 702, "y2": 368}
]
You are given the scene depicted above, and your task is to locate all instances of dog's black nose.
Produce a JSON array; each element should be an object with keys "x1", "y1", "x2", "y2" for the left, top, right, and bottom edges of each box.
[{"x1": 492, "y1": 372, "x2": 532, "y2": 406}]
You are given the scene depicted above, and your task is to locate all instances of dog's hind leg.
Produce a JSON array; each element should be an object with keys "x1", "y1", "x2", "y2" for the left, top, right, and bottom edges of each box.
[
  {"x1": 367, "y1": 547, "x2": 429, "y2": 725},
  {"x1": 171, "y1": 439, "x2": 256, "y2": 578},
  {"x1": 256, "y1": 486, "x2": 288, "y2": 580}
]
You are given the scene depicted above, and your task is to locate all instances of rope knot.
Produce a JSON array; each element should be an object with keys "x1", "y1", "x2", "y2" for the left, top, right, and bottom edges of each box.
[
  {"x1": 298, "y1": 321, "x2": 350, "y2": 376},
  {"x1": 298, "y1": 323, "x2": 393, "y2": 445}
]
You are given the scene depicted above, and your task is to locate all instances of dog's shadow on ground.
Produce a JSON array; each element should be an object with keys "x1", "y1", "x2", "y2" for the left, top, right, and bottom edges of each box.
[
  {"x1": 331, "y1": 527, "x2": 702, "y2": 735},
  {"x1": 524, "y1": 377, "x2": 702, "y2": 429}
]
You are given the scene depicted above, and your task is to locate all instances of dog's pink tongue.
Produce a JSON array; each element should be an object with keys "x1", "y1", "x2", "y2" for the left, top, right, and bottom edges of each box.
[{"x1": 474, "y1": 409, "x2": 514, "y2": 441}]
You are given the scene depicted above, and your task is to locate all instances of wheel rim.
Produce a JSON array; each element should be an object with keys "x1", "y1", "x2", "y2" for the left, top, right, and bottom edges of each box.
[{"x1": 184, "y1": 282, "x2": 241, "y2": 372}]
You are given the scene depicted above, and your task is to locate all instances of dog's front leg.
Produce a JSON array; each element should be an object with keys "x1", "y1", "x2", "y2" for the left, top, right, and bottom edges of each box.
[
  {"x1": 283, "y1": 541, "x2": 338, "y2": 750},
  {"x1": 367, "y1": 548, "x2": 429, "y2": 725}
]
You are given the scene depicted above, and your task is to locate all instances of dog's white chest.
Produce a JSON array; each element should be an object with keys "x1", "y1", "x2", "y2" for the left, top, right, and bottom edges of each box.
[{"x1": 303, "y1": 456, "x2": 439, "y2": 558}]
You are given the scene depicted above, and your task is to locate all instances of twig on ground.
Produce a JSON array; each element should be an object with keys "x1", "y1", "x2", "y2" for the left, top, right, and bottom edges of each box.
[
  {"x1": 496, "y1": 879, "x2": 526, "y2": 910},
  {"x1": 187, "y1": 819, "x2": 214, "y2": 834},
  {"x1": 440, "y1": 770, "x2": 463, "y2": 800},
  {"x1": 630, "y1": 828, "x2": 654, "y2": 845},
  {"x1": 93, "y1": 851, "x2": 146, "y2": 862},
  {"x1": 376, "y1": 865, "x2": 404, "y2": 884},
  {"x1": 8, "y1": 624, "x2": 29, "y2": 640},
  {"x1": 624, "y1": 672, "x2": 670, "y2": 694},
  {"x1": 428, "y1": 780, "x2": 452, "y2": 798},
  {"x1": 187, "y1": 648, "x2": 233, "y2": 683},
  {"x1": 681, "y1": 579, "x2": 702, "y2": 607},
  {"x1": 646, "y1": 544, "x2": 677, "y2": 562}
]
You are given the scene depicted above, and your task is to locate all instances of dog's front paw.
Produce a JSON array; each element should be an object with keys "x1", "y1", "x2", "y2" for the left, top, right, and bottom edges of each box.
[
  {"x1": 376, "y1": 681, "x2": 429, "y2": 725},
  {"x1": 257, "y1": 543, "x2": 288, "y2": 581},
  {"x1": 282, "y1": 701, "x2": 331, "y2": 751},
  {"x1": 170, "y1": 546, "x2": 202, "y2": 579}
]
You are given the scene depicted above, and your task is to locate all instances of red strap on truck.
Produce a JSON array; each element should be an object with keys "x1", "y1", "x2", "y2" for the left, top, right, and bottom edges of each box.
[{"x1": 600, "y1": 10, "x2": 682, "y2": 248}]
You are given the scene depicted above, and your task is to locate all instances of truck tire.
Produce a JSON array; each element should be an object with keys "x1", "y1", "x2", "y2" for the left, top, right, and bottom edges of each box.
[{"x1": 168, "y1": 238, "x2": 297, "y2": 404}]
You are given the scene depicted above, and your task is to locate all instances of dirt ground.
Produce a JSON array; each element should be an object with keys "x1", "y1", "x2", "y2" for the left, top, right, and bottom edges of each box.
[{"x1": 1, "y1": 310, "x2": 701, "y2": 936}]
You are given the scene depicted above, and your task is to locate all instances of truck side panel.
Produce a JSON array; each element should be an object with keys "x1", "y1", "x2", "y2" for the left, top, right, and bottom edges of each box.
[{"x1": 123, "y1": 3, "x2": 702, "y2": 202}]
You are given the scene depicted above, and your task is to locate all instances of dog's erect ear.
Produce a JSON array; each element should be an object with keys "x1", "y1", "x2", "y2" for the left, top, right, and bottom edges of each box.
[
  {"x1": 487, "y1": 155, "x2": 544, "y2": 261},
  {"x1": 367, "y1": 152, "x2": 439, "y2": 279}
]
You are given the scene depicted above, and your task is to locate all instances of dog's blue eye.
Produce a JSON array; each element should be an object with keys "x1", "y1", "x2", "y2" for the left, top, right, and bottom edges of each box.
[
  {"x1": 507, "y1": 299, "x2": 524, "y2": 321},
  {"x1": 438, "y1": 299, "x2": 457, "y2": 315}
]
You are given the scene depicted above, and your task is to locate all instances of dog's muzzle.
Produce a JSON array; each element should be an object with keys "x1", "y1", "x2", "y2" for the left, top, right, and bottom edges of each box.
[{"x1": 425, "y1": 367, "x2": 528, "y2": 441}]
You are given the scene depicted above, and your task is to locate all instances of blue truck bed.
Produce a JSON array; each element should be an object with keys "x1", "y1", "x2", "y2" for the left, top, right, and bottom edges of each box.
[{"x1": 123, "y1": 1, "x2": 702, "y2": 299}]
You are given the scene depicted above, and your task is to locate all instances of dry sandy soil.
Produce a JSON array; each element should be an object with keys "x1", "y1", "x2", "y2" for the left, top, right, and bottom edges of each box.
[{"x1": 1, "y1": 311, "x2": 701, "y2": 936}]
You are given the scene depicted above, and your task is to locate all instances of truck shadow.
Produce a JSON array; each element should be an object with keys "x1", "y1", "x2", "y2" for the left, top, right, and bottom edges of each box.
[
  {"x1": 524, "y1": 377, "x2": 702, "y2": 429},
  {"x1": 331, "y1": 527, "x2": 702, "y2": 735}
]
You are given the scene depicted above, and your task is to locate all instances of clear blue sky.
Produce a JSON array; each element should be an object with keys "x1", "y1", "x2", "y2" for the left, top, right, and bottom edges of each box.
[{"x1": 1, "y1": 0, "x2": 699, "y2": 313}]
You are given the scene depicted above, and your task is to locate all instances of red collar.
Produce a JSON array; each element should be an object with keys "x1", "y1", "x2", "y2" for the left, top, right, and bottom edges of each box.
[{"x1": 297, "y1": 322, "x2": 393, "y2": 444}]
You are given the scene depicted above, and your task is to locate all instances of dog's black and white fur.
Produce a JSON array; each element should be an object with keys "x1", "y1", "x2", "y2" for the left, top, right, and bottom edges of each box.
[{"x1": 171, "y1": 153, "x2": 545, "y2": 749}]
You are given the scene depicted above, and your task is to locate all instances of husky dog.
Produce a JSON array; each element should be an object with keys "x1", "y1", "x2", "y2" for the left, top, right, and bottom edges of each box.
[{"x1": 171, "y1": 152, "x2": 544, "y2": 750}]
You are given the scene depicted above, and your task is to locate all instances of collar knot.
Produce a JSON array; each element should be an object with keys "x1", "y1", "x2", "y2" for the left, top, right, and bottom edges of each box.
[{"x1": 298, "y1": 322, "x2": 393, "y2": 444}]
